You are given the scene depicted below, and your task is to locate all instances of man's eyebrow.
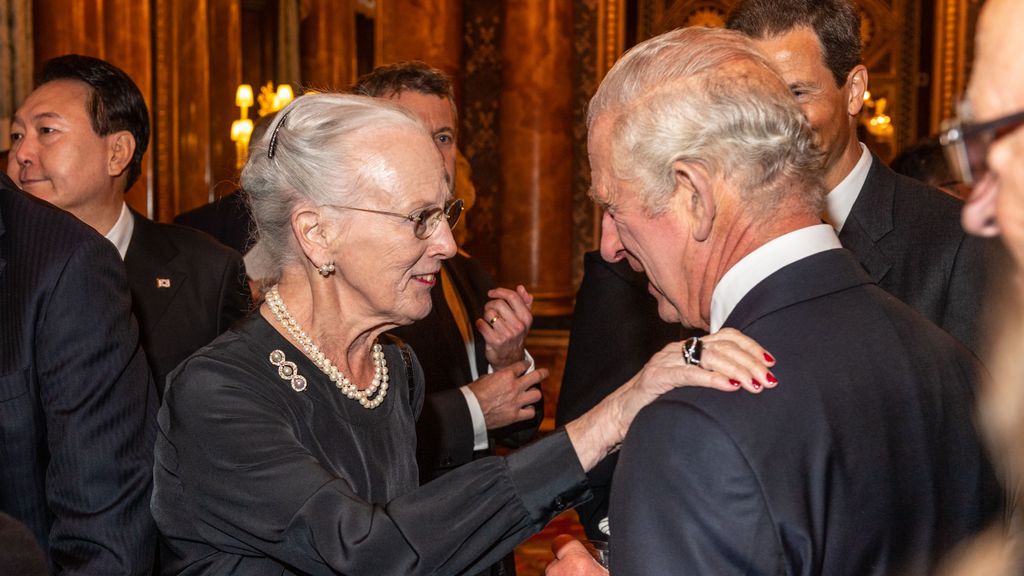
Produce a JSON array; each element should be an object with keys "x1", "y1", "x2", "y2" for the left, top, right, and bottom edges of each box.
[
  {"x1": 588, "y1": 188, "x2": 612, "y2": 211},
  {"x1": 13, "y1": 111, "x2": 61, "y2": 125}
]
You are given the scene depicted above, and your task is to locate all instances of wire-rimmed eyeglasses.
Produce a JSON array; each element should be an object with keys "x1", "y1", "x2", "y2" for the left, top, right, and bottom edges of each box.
[
  {"x1": 940, "y1": 101, "x2": 1024, "y2": 185},
  {"x1": 323, "y1": 198, "x2": 464, "y2": 240}
]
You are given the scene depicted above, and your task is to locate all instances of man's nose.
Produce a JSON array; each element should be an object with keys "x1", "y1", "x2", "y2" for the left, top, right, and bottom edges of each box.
[{"x1": 599, "y1": 211, "x2": 626, "y2": 263}]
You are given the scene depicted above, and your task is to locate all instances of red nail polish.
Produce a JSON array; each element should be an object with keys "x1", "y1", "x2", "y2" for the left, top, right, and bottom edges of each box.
[
  {"x1": 766, "y1": 373, "x2": 778, "y2": 384},
  {"x1": 729, "y1": 379, "x2": 741, "y2": 387},
  {"x1": 752, "y1": 380, "x2": 762, "y2": 390},
  {"x1": 764, "y1": 352, "x2": 775, "y2": 363}
]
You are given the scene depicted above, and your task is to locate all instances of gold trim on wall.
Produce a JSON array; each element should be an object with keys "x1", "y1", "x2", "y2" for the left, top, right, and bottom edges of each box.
[
  {"x1": 590, "y1": 0, "x2": 626, "y2": 249},
  {"x1": 597, "y1": 0, "x2": 625, "y2": 79},
  {"x1": 931, "y1": 0, "x2": 970, "y2": 133}
]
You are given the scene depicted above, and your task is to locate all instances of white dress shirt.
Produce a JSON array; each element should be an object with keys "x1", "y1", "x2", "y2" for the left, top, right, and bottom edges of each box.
[
  {"x1": 709, "y1": 224, "x2": 842, "y2": 333},
  {"x1": 104, "y1": 202, "x2": 134, "y2": 260},
  {"x1": 823, "y1": 143, "x2": 872, "y2": 233}
]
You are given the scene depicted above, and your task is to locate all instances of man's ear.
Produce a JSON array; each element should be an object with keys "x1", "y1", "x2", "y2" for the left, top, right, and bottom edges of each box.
[
  {"x1": 845, "y1": 64, "x2": 869, "y2": 117},
  {"x1": 291, "y1": 207, "x2": 331, "y2": 267},
  {"x1": 671, "y1": 159, "x2": 715, "y2": 241},
  {"x1": 107, "y1": 131, "x2": 136, "y2": 177}
]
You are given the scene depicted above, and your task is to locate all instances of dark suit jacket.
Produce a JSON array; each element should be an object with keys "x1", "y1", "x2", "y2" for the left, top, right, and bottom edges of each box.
[
  {"x1": 172, "y1": 191, "x2": 253, "y2": 255},
  {"x1": 840, "y1": 156, "x2": 1001, "y2": 355},
  {"x1": 0, "y1": 178, "x2": 157, "y2": 574},
  {"x1": 555, "y1": 251, "x2": 682, "y2": 539},
  {"x1": 125, "y1": 211, "x2": 250, "y2": 396},
  {"x1": 610, "y1": 248, "x2": 1000, "y2": 575},
  {"x1": 390, "y1": 253, "x2": 542, "y2": 483}
]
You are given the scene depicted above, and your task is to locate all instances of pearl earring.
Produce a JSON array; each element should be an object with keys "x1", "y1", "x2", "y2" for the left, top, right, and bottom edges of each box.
[{"x1": 316, "y1": 261, "x2": 336, "y2": 277}]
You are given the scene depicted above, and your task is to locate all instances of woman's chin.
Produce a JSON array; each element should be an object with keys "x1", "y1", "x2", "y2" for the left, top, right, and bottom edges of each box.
[{"x1": 394, "y1": 301, "x2": 434, "y2": 326}]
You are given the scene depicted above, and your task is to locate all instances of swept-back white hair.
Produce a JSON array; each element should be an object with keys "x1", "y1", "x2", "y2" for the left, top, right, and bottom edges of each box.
[{"x1": 589, "y1": 26, "x2": 825, "y2": 216}]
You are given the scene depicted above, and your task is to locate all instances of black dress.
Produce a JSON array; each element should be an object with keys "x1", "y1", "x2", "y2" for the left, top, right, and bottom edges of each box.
[{"x1": 152, "y1": 315, "x2": 587, "y2": 575}]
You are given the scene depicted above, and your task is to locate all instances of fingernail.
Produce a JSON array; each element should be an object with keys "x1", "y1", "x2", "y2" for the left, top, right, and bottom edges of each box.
[
  {"x1": 764, "y1": 352, "x2": 775, "y2": 363},
  {"x1": 729, "y1": 379, "x2": 741, "y2": 387},
  {"x1": 766, "y1": 373, "x2": 778, "y2": 384},
  {"x1": 752, "y1": 380, "x2": 762, "y2": 390}
]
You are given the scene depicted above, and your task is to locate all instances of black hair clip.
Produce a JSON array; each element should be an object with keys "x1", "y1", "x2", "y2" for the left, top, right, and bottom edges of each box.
[{"x1": 267, "y1": 108, "x2": 295, "y2": 159}]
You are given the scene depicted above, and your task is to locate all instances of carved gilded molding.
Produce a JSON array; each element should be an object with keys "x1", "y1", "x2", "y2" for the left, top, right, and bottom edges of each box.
[
  {"x1": 577, "y1": 0, "x2": 626, "y2": 262},
  {"x1": 931, "y1": 0, "x2": 977, "y2": 133}
]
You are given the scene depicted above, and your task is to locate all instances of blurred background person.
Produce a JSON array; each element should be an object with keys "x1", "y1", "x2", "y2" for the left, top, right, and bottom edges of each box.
[{"x1": 937, "y1": 0, "x2": 1024, "y2": 573}]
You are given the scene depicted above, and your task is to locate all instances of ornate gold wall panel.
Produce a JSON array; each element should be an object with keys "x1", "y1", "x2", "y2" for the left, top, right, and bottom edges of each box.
[{"x1": 931, "y1": 0, "x2": 981, "y2": 133}]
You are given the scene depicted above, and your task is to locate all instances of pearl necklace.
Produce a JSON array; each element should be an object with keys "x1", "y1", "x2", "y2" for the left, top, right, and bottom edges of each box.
[{"x1": 265, "y1": 286, "x2": 389, "y2": 409}]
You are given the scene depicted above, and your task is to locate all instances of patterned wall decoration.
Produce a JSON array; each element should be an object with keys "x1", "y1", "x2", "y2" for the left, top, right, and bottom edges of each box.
[{"x1": 460, "y1": 0, "x2": 504, "y2": 278}]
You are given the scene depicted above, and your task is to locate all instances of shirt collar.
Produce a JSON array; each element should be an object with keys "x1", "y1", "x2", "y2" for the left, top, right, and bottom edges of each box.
[
  {"x1": 824, "y1": 143, "x2": 872, "y2": 232},
  {"x1": 104, "y1": 202, "x2": 134, "y2": 260},
  {"x1": 709, "y1": 224, "x2": 842, "y2": 333}
]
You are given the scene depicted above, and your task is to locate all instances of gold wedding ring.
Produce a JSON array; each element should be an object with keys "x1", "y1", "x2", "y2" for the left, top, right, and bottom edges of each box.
[{"x1": 488, "y1": 315, "x2": 501, "y2": 326}]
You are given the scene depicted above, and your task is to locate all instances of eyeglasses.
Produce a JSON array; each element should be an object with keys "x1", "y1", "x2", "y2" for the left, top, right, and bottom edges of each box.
[
  {"x1": 323, "y1": 198, "x2": 464, "y2": 239},
  {"x1": 940, "y1": 103, "x2": 1024, "y2": 185}
]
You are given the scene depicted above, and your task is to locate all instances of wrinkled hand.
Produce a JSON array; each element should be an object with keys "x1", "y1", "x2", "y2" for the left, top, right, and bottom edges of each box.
[
  {"x1": 545, "y1": 535, "x2": 607, "y2": 576},
  {"x1": 467, "y1": 359, "x2": 546, "y2": 430},
  {"x1": 476, "y1": 285, "x2": 533, "y2": 370},
  {"x1": 566, "y1": 328, "x2": 776, "y2": 471}
]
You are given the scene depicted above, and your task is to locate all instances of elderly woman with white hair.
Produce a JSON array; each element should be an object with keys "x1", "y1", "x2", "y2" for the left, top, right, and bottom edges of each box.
[{"x1": 151, "y1": 93, "x2": 776, "y2": 575}]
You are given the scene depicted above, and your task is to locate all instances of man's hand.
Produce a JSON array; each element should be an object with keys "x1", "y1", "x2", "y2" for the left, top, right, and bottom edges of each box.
[
  {"x1": 546, "y1": 535, "x2": 608, "y2": 575},
  {"x1": 477, "y1": 285, "x2": 533, "y2": 370},
  {"x1": 467, "y1": 360, "x2": 546, "y2": 430}
]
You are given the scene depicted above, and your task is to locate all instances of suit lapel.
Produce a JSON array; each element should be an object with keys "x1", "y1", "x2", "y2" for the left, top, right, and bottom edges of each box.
[
  {"x1": 838, "y1": 155, "x2": 895, "y2": 284},
  {"x1": 724, "y1": 249, "x2": 874, "y2": 331},
  {"x1": 124, "y1": 211, "x2": 186, "y2": 332}
]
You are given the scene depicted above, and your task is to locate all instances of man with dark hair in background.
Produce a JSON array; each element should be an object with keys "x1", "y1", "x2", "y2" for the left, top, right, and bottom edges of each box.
[
  {"x1": 728, "y1": 0, "x2": 999, "y2": 356},
  {"x1": 7, "y1": 54, "x2": 250, "y2": 396}
]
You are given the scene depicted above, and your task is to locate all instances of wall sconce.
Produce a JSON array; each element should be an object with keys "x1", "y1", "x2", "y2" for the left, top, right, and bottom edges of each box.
[
  {"x1": 230, "y1": 82, "x2": 296, "y2": 169},
  {"x1": 257, "y1": 82, "x2": 295, "y2": 117},
  {"x1": 230, "y1": 84, "x2": 256, "y2": 170},
  {"x1": 861, "y1": 90, "x2": 894, "y2": 139}
]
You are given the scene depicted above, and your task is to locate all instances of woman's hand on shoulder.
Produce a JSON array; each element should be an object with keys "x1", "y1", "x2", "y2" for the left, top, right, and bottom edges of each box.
[
  {"x1": 640, "y1": 328, "x2": 778, "y2": 396},
  {"x1": 565, "y1": 328, "x2": 776, "y2": 471}
]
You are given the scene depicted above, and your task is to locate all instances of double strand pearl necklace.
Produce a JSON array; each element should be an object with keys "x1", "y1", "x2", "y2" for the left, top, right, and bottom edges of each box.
[{"x1": 265, "y1": 286, "x2": 389, "y2": 409}]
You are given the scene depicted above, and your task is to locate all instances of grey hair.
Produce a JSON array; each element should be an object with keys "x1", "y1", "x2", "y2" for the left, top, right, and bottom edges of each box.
[
  {"x1": 241, "y1": 92, "x2": 428, "y2": 285},
  {"x1": 588, "y1": 27, "x2": 825, "y2": 216}
]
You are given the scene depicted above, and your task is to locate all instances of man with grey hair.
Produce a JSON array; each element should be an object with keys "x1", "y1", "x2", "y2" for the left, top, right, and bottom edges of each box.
[{"x1": 546, "y1": 26, "x2": 997, "y2": 576}]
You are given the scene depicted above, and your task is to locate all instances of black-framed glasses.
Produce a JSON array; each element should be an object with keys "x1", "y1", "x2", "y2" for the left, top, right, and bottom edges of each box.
[
  {"x1": 323, "y1": 198, "x2": 464, "y2": 239},
  {"x1": 940, "y1": 103, "x2": 1024, "y2": 185}
]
